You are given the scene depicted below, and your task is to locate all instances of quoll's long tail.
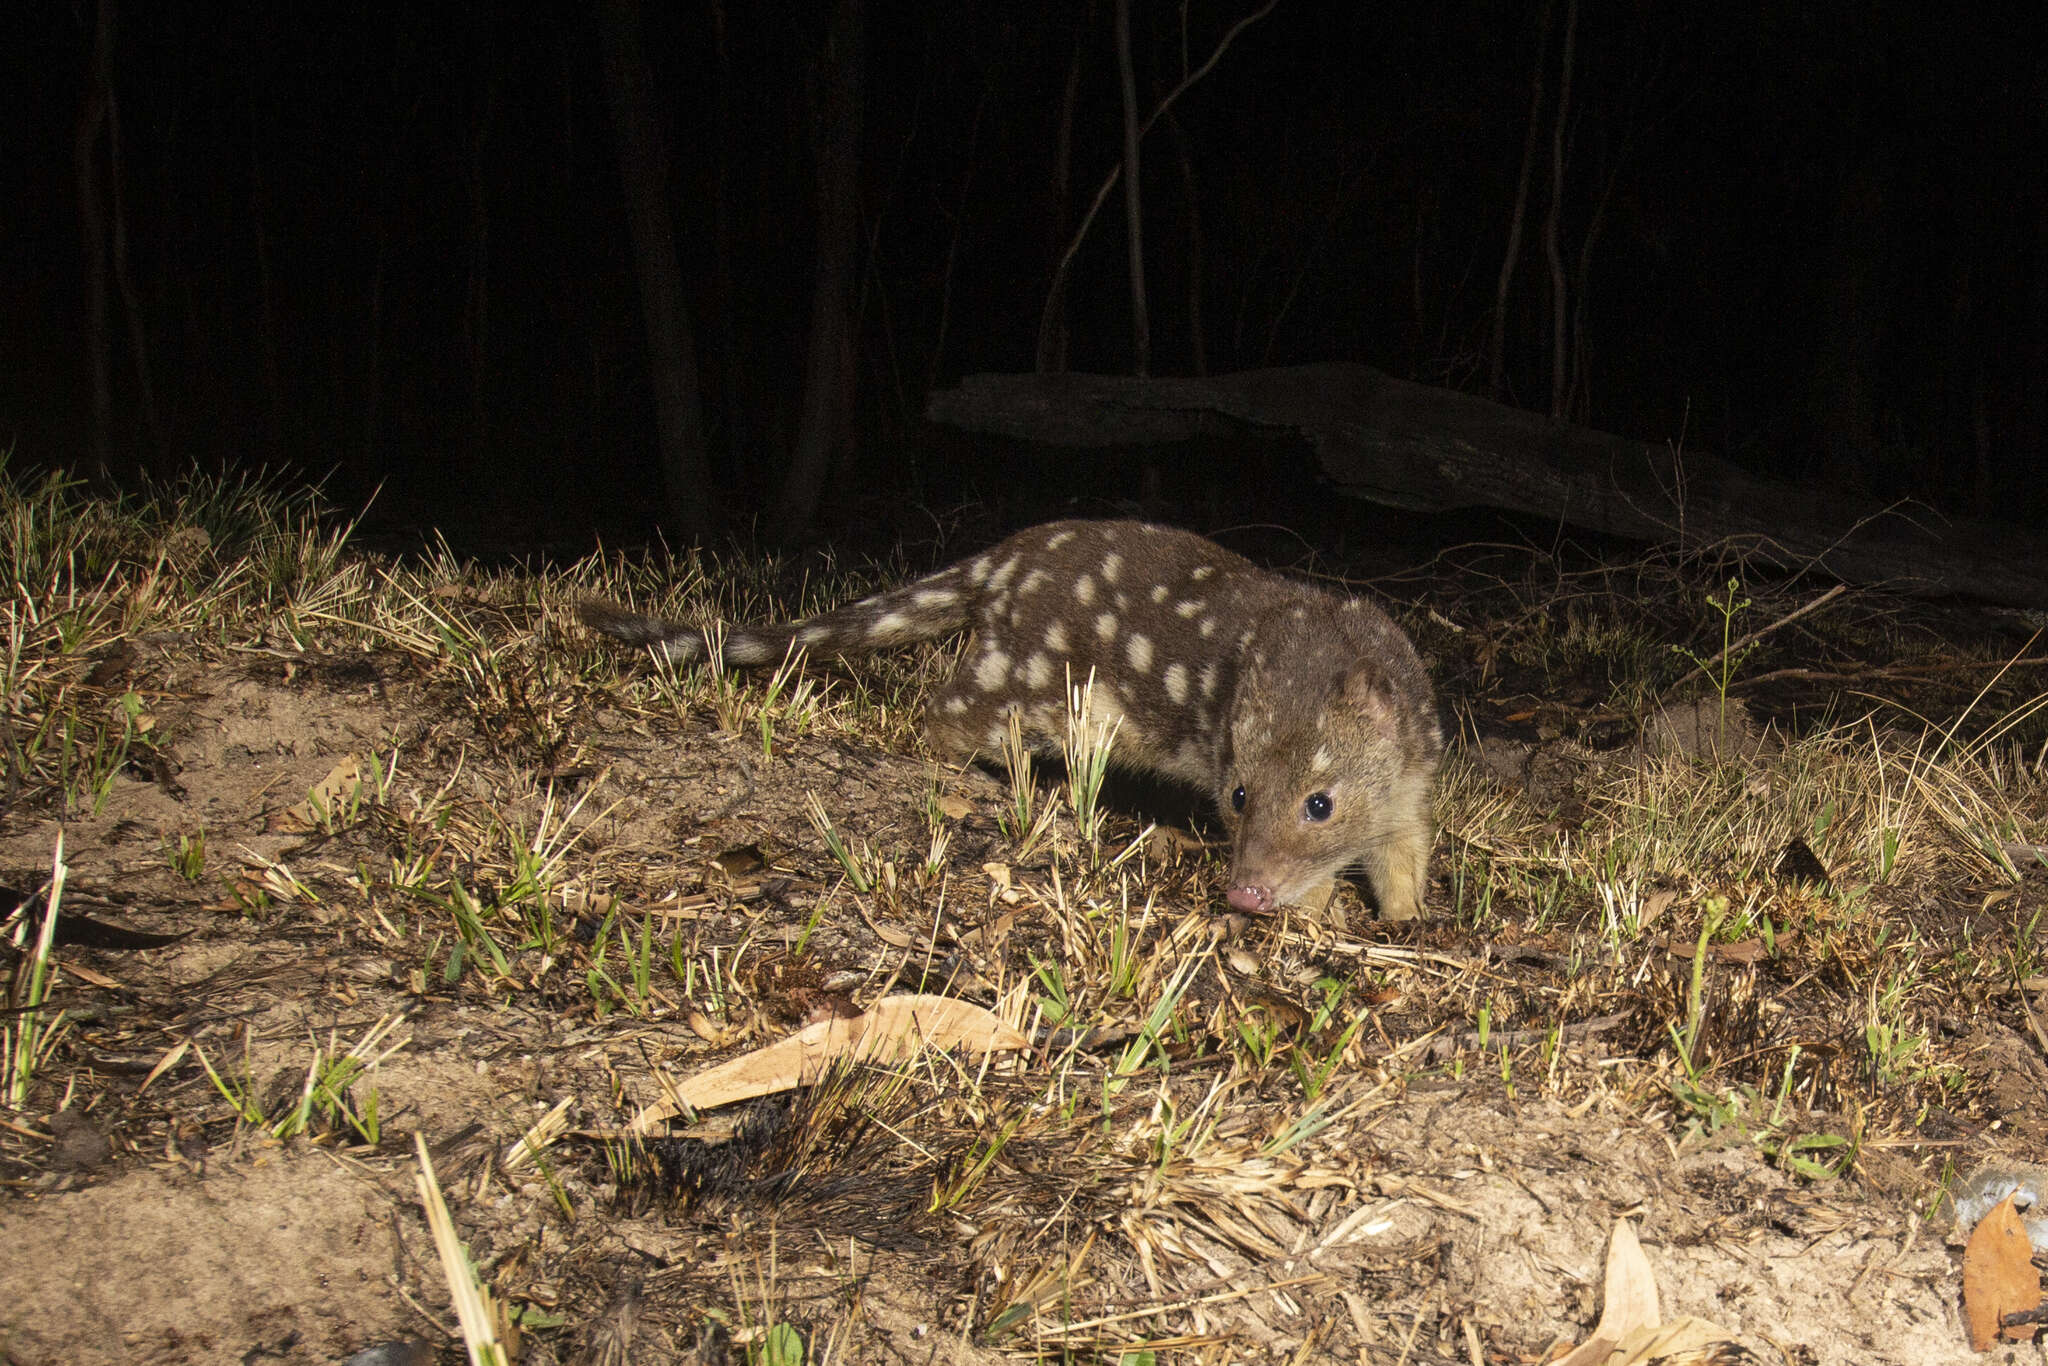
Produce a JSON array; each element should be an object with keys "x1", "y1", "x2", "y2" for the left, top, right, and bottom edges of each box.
[{"x1": 578, "y1": 562, "x2": 978, "y2": 667}]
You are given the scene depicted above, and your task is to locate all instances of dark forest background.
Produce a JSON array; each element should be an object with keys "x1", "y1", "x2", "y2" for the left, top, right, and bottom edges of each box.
[{"x1": 7, "y1": 0, "x2": 2046, "y2": 547}]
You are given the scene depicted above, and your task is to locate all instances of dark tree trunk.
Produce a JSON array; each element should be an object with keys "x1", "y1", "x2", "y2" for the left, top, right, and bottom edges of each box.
[
  {"x1": 74, "y1": 0, "x2": 116, "y2": 480},
  {"x1": 106, "y1": 81, "x2": 158, "y2": 465},
  {"x1": 1036, "y1": 7, "x2": 1089, "y2": 376},
  {"x1": 1114, "y1": 0, "x2": 1149, "y2": 377},
  {"x1": 596, "y1": 0, "x2": 712, "y2": 541},
  {"x1": 1168, "y1": 111, "x2": 1206, "y2": 376},
  {"x1": 461, "y1": 42, "x2": 500, "y2": 422},
  {"x1": 928, "y1": 80, "x2": 990, "y2": 394},
  {"x1": 710, "y1": 0, "x2": 742, "y2": 476},
  {"x1": 775, "y1": 0, "x2": 864, "y2": 541},
  {"x1": 1036, "y1": 0, "x2": 1275, "y2": 379},
  {"x1": 1488, "y1": 0, "x2": 1551, "y2": 404},
  {"x1": 1807, "y1": 161, "x2": 1887, "y2": 484},
  {"x1": 1543, "y1": 0, "x2": 1578, "y2": 419}
]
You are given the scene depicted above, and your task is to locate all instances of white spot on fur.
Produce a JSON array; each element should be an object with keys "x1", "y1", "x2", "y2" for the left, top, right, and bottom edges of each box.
[
  {"x1": 727, "y1": 639, "x2": 775, "y2": 665},
  {"x1": 1019, "y1": 569, "x2": 1050, "y2": 596},
  {"x1": 1191, "y1": 565, "x2": 1216, "y2": 581},
  {"x1": 1345, "y1": 598, "x2": 1365, "y2": 611},
  {"x1": 800, "y1": 625, "x2": 829, "y2": 644},
  {"x1": 1125, "y1": 634, "x2": 1153, "y2": 673},
  {"x1": 1239, "y1": 630, "x2": 1256, "y2": 649},
  {"x1": 1175, "y1": 599, "x2": 1205, "y2": 618},
  {"x1": 989, "y1": 556, "x2": 1023, "y2": 592},
  {"x1": 1023, "y1": 653, "x2": 1053, "y2": 690},
  {"x1": 1101, "y1": 552, "x2": 1123, "y2": 583},
  {"x1": 975, "y1": 649, "x2": 1011, "y2": 691},
  {"x1": 1312, "y1": 745, "x2": 1334, "y2": 774},
  {"x1": 944, "y1": 696, "x2": 970, "y2": 714},
  {"x1": 915, "y1": 588, "x2": 960, "y2": 609},
  {"x1": 1113, "y1": 592, "x2": 1129, "y2": 611},
  {"x1": 1044, "y1": 621, "x2": 1069, "y2": 653},
  {"x1": 1199, "y1": 618, "x2": 1218, "y2": 638},
  {"x1": 1075, "y1": 575, "x2": 1097, "y2": 606},
  {"x1": 968, "y1": 556, "x2": 993, "y2": 585},
  {"x1": 1163, "y1": 663, "x2": 1189, "y2": 704},
  {"x1": 1095, "y1": 612, "x2": 1119, "y2": 642},
  {"x1": 868, "y1": 612, "x2": 909, "y2": 640},
  {"x1": 1200, "y1": 663, "x2": 1219, "y2": 698},
  {"x1": 1289, "y1": 606, "x2": 1306, "y2": 621},
  {"x1": 1150, "y1": 584, "x2": 1169, "y2": 603},
  {"x1": 1047, "y1": 529, "x2": 1077, "y2": 549}
]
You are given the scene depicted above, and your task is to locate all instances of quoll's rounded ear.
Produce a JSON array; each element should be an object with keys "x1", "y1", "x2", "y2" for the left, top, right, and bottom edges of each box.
[{"x1": 1341, "y1": 663, "x2": 1400, "y2": 733}]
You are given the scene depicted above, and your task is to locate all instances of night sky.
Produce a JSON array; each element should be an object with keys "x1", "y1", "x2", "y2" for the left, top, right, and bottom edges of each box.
[{"x1": 9, "y1": 1, "x2": 2046, "y2": 546}]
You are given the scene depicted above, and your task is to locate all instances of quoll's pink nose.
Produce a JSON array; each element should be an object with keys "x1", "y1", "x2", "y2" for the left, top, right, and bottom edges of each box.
[{"x1": 1226, "y1": 884, "x2": 1274, "y2": 913}]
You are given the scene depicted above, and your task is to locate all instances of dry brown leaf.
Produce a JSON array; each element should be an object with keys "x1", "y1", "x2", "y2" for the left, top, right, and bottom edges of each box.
[
  {"x1": 937, "y1": 794, "x2": 974, "y2": 820},
  {"x1": 1964, "y1": 1193, "x2": 2042, "y2": 1350},
  {"x1": 1605, "y1": 1316, "x2": 1730, "y2": 1364},
  {"x1": 628, "y1": 994, "x2": 1030, "y2": 1134},
  {"x1": 268, "y1": 754, "x2": 365, "y2": 832},
  {"x1": 957, "y1": 909, "x2": 1017, "y2": 953},
  {"x1": 1554, "y1": 1219, "x2": 1659, "y2": 1366}
]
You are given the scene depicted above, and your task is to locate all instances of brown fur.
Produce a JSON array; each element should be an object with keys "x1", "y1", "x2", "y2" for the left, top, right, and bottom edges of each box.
[{"x1": 580, "y1": 520, "x2": 1442, "y2": 918}]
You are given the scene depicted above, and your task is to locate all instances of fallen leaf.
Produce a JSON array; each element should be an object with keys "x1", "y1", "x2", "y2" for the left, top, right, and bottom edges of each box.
[
  {"x1": 1663, "y1": 936, "x2": 1764, "y2": 965},
  {"x1": 937, "y1": 794, "x2": 974, "y2": 820},
  {"x1": 957, "y1": 909, "x2": 1017, "y2": 952},
  {"x1": 629, "y1": 994, "x2": 1031, "y2": 1134},
  {"x1": 1605, "y1": 1315, "x2": 1730, "y2": 1363},
  {"x1": 1965, "y1": 1193, "x2": 2042, "y2": 1349},
  {"x1": 1554, "y1": 1219, "x2": 1659, "y2": 1366},
  {"x1": 269, "y1": 754, "x2": 366, "y2": 832}
]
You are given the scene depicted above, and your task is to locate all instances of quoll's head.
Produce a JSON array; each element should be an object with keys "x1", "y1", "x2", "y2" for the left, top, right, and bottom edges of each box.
[{"x1": 1219, "y1": 658, "x2": 1410, "y2": 914}]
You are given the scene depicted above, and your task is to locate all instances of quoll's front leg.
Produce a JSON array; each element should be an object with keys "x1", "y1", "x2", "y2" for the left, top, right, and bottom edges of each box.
[{"x1": 1359, "y1": 810, "x2": 1432, "y2": 922}]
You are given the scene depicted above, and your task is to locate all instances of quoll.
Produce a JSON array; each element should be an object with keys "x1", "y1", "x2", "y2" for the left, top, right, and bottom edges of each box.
[{"x1": 580, "y1": 520, "x2": 1442, "y2": 919}]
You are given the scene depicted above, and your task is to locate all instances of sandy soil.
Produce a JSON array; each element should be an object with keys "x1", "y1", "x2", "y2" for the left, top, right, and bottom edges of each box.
[{"x1": 1, "y1": 636, "x2": 2038, "y2": 1364}]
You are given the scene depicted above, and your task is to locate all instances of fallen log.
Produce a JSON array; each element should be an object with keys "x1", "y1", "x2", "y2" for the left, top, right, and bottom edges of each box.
[{"x1": 927, "y1": 363, "x2": 2048, "y2": 611}]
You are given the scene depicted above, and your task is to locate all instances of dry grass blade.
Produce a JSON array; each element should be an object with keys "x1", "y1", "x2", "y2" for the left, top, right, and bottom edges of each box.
[
  {"x1": 415, "y1": 1133, "x2": 510, "y2": 1366},
  {"x1": 3, "y1": 469, "x2": 2038, "y2": 1363}
]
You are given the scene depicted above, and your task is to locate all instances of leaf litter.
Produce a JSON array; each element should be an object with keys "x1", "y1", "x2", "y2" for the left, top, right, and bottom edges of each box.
[{"x1": 4, "y1": 473, "x2": 2048, "y2": 1361}]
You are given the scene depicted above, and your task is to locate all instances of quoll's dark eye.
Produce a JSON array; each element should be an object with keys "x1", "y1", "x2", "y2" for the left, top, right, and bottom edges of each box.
[
  {"x1": 1231, "y1": 785, "x2": 1246, "y2": 812},
  {"x1": 1303, "y1": 792, "x2": 1334, "y2": 822}
]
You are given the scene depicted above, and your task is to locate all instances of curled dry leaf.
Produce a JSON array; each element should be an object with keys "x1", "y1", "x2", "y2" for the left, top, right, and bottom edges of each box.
[
  {"x1": 1555, "y1": 1218, "x2": 1662, "y2": 1366},
  {"x1": 1964, "y1": 1193, "x2": 2042, "y2": 1350},
  {"x1": 629, "y1": 993, "x2": 1030, "y2": 1134},
  {"x1": 268, "y1": 754, "x2": 365, "y2": 832},
  {"x1": 1554, "y1": 1220, "x2": 1736, "y2": 1366}
]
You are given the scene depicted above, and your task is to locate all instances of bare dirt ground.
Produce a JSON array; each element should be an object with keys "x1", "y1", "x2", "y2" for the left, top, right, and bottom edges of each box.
[{"x1": 5, "y1": 530, "x2": 2048, "y2": 1365}]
